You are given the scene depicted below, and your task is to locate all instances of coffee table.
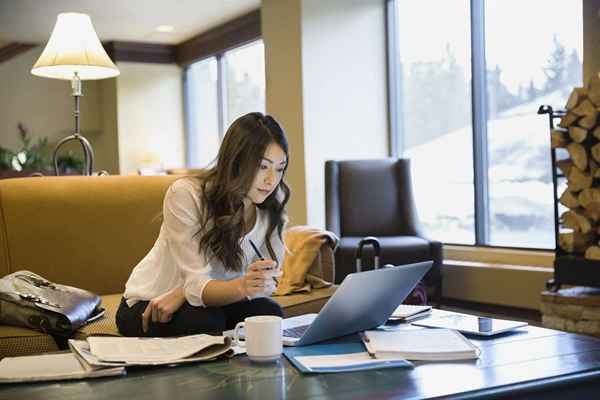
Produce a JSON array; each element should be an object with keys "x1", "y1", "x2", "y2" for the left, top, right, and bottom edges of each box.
[{"x1": 1, "y1": 325, "x2": 599, "y2": 399}]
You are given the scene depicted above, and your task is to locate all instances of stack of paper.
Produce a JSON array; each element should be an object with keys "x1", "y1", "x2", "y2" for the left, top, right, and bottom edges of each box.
[
  {"x1": 0, "y1": 352, "x2": 125, "y2": 383},
  {"x1": 388, "y1": 304, "x2": 432, "y2": 323},
  {"x1": 363, "y1": 328, "x2": 480, "y2": 361},
  {"x1": 0, "y1": 333, "x2": 234, "y2": 384},
  {"x1": 72, "y1": 334, "x2": 233, "y2": 366}
]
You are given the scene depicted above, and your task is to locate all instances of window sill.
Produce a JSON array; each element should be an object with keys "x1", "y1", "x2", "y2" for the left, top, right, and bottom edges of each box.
[
  {"x1": 442, "y1": 259, "x2": 554, "y2": 311},
  {"x1": 443, "y1": 245, "x2": 554, "y2": 268}
]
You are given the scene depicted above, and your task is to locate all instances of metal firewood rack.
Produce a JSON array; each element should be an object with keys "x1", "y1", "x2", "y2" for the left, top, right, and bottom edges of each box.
[{"x1": 539, "y1": 105, "x2": 600, "y2": 291}]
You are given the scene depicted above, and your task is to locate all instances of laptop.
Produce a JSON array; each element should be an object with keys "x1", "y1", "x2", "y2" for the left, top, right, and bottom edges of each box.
[{"x1": 278, "y1": 261, "x2": 432, "y2": 346}]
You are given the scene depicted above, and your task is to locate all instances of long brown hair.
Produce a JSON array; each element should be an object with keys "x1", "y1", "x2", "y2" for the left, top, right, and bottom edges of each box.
[{"x1": 196, "y1": 112, "x2": 290, "y2": 272}]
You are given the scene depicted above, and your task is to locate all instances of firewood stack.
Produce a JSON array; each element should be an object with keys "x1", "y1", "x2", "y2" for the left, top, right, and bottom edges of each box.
[{"x1": 554, "y1": 76, "x2": 600, "y2": 261}]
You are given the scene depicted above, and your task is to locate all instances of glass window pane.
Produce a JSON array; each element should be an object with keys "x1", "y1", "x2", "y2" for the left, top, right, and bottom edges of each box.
[
  {"x1": 187, "y1": 57, "x2": 220, "y2": 167},
  {"x1": 225, "y1": 40, "x2": 266, "y2": 127},
  {"x1": 396, "y1": 0, "x2": 475, "y2": 244},
  {"x1": 485, "y1": 0, "x2": 582, "y2": 248}
]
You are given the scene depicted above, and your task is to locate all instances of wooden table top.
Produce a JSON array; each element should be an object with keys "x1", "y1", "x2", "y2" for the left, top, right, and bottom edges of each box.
[{"x1": 1, "y1": 325, "x2": 600, "y2": 400}]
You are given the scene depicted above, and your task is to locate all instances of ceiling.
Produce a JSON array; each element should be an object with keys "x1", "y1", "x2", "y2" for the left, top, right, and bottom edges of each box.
[{"x1": 0, "y1": 0, "x2": 260, "y2": 45}]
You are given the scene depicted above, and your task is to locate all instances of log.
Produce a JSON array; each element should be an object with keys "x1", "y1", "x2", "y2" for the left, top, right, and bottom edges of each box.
[
  {"x1": 594, "y1": 126, "x2": 600, "y2": 141},
  {"x1": 584, "y1": 203, "x2": 600, "y2": 222},
  {"x1": 561, "y1": 210, "x2": 593, "y2": 234},
  {"x1": 592, "y1": 143, "x2": 600, "y2": 164},
  {"x1": 567, "y1": 167, "x2": 593, "y2": 191},
  {"x1": 566, "y1": 87, "x2": 588, "y2": 110},
  {"x1": 578, "y1": 188, "x2": 600, "y2": 208},
  {"x1": 557, "y1": 159, "x2": 573, "y2": 176},
  {"x1": 590, "y1": 159, "x2": 599, "y2": 177},
  {"x1": 585, "y1": 246, "x2": 600, "y2": 261},
  {"x1": 579, "y1": 111, "x2": 598, "y2": 129},
  {"x1": 558, "y1": 112, "x2": 579, "y2": 128},
  {"x1": 560, "y1": 189, "x2": 580, "y2": 209},
  {"x1": 572, "y1": 98, "x2": 596, "y2": 117},
  {"x1": 567, "y1": 142, "x2": 588, "y2": 170},
  {"x1": 551, "y1": 129, "x2": 569, "y2": 148},
  {"x1": 569, "y1": 126, "x2": 588, "y2": 143},
  {"x1": 587, "y1": 74, "x2": 600, "y2": 106},
  {"x1": 558, "y1": 229, "x2": 593, "y2": 253}
]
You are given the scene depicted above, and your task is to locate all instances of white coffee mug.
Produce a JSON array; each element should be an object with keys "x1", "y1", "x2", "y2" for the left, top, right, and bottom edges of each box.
[{"x1": 233, "y1": 315, "x2": 282, "y2": 362}]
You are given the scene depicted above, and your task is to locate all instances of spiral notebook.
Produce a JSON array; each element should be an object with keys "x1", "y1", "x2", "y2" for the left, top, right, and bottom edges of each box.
[{"x1": 362, "y1": 328, "x2": 480, "y2": 361}]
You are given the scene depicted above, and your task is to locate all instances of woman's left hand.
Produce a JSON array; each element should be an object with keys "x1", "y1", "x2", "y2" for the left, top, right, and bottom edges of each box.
[{"x1": 142, "y1": 286, "x2": 186, "y2": 333}]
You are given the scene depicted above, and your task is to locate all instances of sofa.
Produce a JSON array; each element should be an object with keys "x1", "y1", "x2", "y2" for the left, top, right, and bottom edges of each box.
[{"x1": 0, "y1": 175, "x2": 336, "y2": 358}]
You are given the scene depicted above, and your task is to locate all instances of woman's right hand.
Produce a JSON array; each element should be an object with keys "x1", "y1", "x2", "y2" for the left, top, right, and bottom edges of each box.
[{"x1": 237, "y1": 259, "x2": 277, "y2": 298}]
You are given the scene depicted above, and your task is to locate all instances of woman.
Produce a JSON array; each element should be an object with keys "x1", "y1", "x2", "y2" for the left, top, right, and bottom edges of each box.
[{"x1": 116, "y1": 112, "x2": 290, "y2": 337}]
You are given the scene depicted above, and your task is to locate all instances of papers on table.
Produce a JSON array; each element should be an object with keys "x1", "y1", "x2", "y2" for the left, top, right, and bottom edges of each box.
[
  {"x1": 86, "y1": 334, "x2": 231, "y2": 364},
  {"x1": 0, "y1": 352, "x2": 125, "y2": 383},
  {"x1": 389, "y1": 304, "x2": 432, "y2": 322},
  {"x1": 363, "y1": 328, "x2": 480, "y2": 361},
  {"x1": 0, "y1": 333, "x2": 234, "y2": 384},
  {"x1": 283, "y1": 342, "x2": 413, "y2": 373}
]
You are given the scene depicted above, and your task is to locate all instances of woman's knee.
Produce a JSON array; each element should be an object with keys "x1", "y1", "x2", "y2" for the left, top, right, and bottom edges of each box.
[
  {"x1": 248, "y1": 297, "x2": 284, "y2": 317},
  {"x1": 167, "y1": 304, "x2": 227, "y2": 336},
  {"x1": 115, "y1": 298, "x2": 145, "y2": 337}
]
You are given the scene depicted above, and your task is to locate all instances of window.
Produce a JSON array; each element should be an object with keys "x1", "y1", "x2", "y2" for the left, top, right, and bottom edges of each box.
[
  {"x1": 389, "y1": 0, "x2": 582, "y2": 249},
  {"x1": 185, "y1": 40, "x2": 265, "y2": 168}
]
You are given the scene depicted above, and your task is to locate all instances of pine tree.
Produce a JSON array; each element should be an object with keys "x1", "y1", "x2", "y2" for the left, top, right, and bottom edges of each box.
[{"x1": 543, "y1": 34, "x2": 567, "y2": 93}]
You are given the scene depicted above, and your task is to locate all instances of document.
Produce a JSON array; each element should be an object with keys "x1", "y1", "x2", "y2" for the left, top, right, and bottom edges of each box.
[
  {"x1": 364, "y1": 328, "x2": 480, "y2": 361},
  {"x1": 85, "y1": 334, "x2": 233, "y2": 365},
  {"x1": 0, "y1": 352, "x2": 125, "y2": 383},
  {"x1": 283, "y1": 342, "x2": 413, "y2": 373},
  {"x1": 388, "y1": 304, "x2": 432, "y2": 322}
]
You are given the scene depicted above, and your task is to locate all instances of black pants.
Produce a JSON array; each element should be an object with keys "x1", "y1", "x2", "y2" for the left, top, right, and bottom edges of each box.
[{"x1": 116, "y1": 297, "x2": 284, "y2": 337}]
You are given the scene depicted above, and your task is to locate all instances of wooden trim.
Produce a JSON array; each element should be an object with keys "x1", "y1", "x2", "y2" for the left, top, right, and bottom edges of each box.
[
  {"x1": 104, "y1": 41, "x2": 176, "y2": 64},
  {"x1": 0, "y1": 42, "x2": 36, "y2": 64},
  {"x1": 176, "y1": 9, "x2": 261, "y2": 66},
  {"x1": 444, "y1": 245, "x2": 555, "y2": 268},
  {"x1": 442, "y1": 261, "x2": 553, "y2": 310}
]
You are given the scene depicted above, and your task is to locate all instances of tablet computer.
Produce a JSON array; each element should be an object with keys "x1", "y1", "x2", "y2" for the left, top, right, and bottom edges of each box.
[{"x1": 412, "y1": 314, "x2": 528, "y2": 336}]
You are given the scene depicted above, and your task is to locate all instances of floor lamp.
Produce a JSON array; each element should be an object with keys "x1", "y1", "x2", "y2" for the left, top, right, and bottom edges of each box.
[{"x1": 31, "y1": 12, "x2": 119, "y2": 176}]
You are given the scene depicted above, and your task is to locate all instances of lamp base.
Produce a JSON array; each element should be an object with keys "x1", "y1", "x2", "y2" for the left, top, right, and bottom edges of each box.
[{"x1": 53, "y1": 133, "x2": 94, "y2": 176}]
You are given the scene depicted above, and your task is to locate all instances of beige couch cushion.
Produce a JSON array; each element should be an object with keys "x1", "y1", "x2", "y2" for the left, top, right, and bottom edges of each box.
[{"x1": 0, "y1": 326, "x2": 58, "y2": 358}]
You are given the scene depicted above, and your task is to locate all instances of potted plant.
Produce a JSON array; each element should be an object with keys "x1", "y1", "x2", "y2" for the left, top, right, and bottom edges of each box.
[{"x1": 0, "y1": 123, "x2": 84, "y2": 178}]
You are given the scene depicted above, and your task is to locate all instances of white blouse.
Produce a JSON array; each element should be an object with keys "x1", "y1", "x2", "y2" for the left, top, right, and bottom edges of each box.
[{"x1": 123, "y1": 177, "x2": 285, "y2": 307}]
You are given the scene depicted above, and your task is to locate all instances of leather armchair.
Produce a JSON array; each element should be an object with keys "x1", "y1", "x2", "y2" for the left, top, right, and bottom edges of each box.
[{"x1": 325, "y1": 158, "x2": 442, "y2": 303}]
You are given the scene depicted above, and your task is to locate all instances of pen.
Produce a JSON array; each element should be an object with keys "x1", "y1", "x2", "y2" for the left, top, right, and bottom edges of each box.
[
  {"x1": 249, "y1": 239, "x2": 279, "y2": 285},
  {"x1": 249, "y1": 239, "x2": 264, "y2": 260},
  {"x1": 359, "y1": 331, "x2": 376, "y2": 359}
]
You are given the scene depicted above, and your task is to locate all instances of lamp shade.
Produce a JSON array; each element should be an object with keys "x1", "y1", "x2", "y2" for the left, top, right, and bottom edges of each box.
[{"x1": 31, "y1": 12, "x2": 119, "y2": 80}]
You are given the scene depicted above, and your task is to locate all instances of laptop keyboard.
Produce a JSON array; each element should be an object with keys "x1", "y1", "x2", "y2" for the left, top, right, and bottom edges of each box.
[{"x1": 283, "y1": 324, "x2": 310, "y2": 338}]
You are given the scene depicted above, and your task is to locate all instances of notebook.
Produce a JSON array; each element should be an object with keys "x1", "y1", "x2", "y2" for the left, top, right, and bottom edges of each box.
[
  {"x1": 283, "y1": 342, "x2": 413, "y2": 374},
  {"x1": 363, "y1": 328, "x2": 480, "y2": 361}
]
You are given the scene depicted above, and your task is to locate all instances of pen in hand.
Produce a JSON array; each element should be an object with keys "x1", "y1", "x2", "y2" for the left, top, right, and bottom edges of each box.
[
  {"x1": 249, "y1": 239, "x2": 265, "y2": 261},
  {"x1": 248, "y1": 239, "x2": 279, "y2": 285}
]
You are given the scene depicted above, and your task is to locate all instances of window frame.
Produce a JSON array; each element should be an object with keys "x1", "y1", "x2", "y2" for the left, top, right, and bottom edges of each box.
[
  {"x1": 180, "y1": 10, "x2": 262, "y2": 168},
  {"x1": 386, "y1": 0, "x2": 576, "y2": 252}
]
